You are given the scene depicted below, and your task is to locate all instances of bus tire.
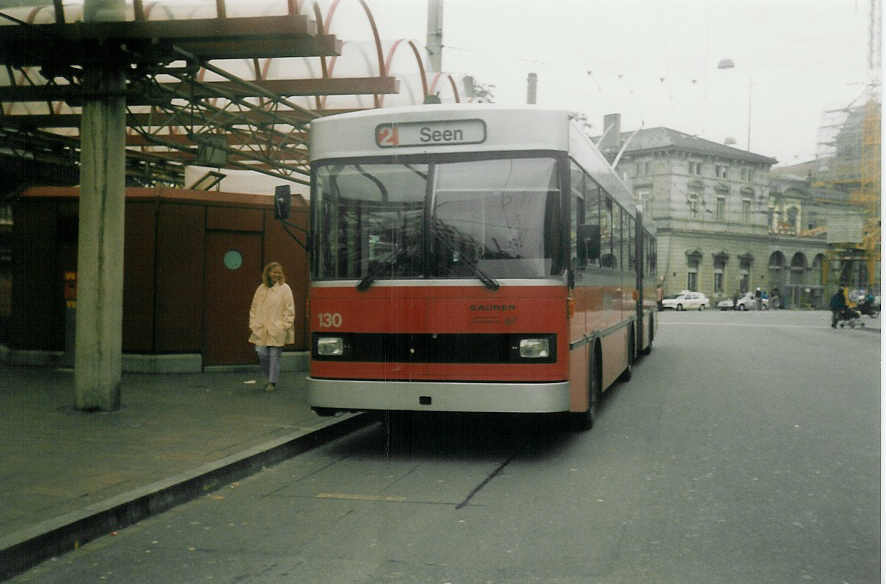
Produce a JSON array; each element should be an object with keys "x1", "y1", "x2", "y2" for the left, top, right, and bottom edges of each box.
[
  {"x1": 640, "y1": 315, "x2": 653, "y2": 355},
  {"x1": 570, "y1": 344, "x2": 601, "y2": 432},
  {"x1": 619, "y1": 330, "x2": 634, "y2": 382}
]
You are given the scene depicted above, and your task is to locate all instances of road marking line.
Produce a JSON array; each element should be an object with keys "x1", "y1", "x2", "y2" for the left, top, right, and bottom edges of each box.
[{"x1": 315, "y1": 492, "x2": 408, "y2": 502}]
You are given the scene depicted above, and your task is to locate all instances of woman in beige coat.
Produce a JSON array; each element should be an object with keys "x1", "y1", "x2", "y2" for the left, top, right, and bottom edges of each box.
[{"x1": 249, "y1": 262, "x2": 295, "y2": 391}]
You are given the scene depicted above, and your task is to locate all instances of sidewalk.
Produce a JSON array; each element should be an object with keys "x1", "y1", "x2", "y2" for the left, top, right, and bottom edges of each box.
[{"x1": 0, "y1": 365, "x2": 370, "y2": 580}]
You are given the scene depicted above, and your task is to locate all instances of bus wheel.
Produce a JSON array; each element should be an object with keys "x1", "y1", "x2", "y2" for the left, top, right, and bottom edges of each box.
[
  {"x1": 640, "y1": 316, "x2": 653, "y2": 355},
  {"x1": 619, "y1": 332, "x2": 635, "y2": 382},
  {"x1": 570, "y1": 345, "x2": 601, "y2": 432}
]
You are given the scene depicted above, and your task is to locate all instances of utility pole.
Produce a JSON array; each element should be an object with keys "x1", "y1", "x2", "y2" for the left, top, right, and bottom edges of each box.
[
  {"x1": 426, "y1": 0, "x2": 443, "y2": 74},
  {"x1": 74, "y1": 0, "x2": 127, "y2": 411},
  {"x1": 526, "y1": 72, "x2": 537, "y2": 104}
]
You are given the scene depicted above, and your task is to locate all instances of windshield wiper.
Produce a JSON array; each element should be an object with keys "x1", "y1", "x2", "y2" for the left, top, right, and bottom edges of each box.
[
  {"x1": 434, "y1": 225, "x2": 500, "y2": 291},
  {"x1": 356, "y1": 245, "x2": 409, "y2": 291},
  {"x1": 468, "y1": 260, "x2": 500, "y2": 291}
]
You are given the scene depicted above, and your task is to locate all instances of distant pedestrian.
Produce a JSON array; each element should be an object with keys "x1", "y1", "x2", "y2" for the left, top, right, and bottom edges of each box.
[
  {"x1": 249, "y1": 262, "x2": 295, "y2": 391},
  {"x1": 754, "y1": 287, "x2": 763, "y2": 311},
  {"x1": 770, "y1": 289, "x2": 780, "y2": 310},
  {"x1": 829, "y1": 287, "x2": 847, "y2": 328}
]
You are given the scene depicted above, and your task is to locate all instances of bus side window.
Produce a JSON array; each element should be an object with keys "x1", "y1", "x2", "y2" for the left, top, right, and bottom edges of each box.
[
  {"x1": 612, "y1": 204, "x2": 622, "y2": 271},
  {"x1": 569, "y1": 161, "x2": 584, "y2": 270},
  {"x1": 600, "y1": 194, "x2": 613, "y2": 269},
  {"x1": 628, "y1": 215, "x2": 636, "y2": 273},
  {"x1": 574, "y1": 196, "x2": 586, "y2": 269},
  {"x1": 582, "y1": 175, "x2": 601, "y2": 268},
  {"x1": 578, "y1": 224, "x2": 600, "y2": 262}
]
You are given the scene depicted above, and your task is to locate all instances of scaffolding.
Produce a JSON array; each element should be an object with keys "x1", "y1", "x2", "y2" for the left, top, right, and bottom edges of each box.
[{"x1": 814, "y1": 0, "x2": 881, "y2": 293}]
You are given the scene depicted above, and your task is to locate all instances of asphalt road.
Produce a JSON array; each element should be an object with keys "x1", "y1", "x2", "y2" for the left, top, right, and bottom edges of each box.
[{"x1": 11, "y1": 310, "x2": 880, "y2": 583}]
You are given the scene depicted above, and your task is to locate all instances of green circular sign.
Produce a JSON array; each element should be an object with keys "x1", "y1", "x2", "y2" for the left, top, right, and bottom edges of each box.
[{"x1": 223, "y1": 250, "x2": 243, "y2": 270}]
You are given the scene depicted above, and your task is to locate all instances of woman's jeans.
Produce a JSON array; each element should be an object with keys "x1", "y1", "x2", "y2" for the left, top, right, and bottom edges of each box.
[{"x1": 255, "y1": 346, "x2": 282, "y2": 383}]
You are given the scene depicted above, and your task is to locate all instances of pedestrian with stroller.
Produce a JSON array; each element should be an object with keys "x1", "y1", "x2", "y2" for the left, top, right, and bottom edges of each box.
[
  {"x1": 829, "y1": 287, "x2": 847, "y2": 328},
  {"x1": 249, "y1": 262, "x2": 295, "y2": 391}
]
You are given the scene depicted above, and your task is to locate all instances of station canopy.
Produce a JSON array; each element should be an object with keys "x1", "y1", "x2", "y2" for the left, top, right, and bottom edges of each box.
[{"x1": 0, "y1": 0, "x2": 471, "y2": 190}]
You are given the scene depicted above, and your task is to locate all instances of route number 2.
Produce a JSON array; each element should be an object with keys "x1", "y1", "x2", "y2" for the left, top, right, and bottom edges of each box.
[
  {"x1": 376, "y1": 126, "x2": 399, "y2": 147},
  {"x1": 317, "y1": 312, "x2": 342, "y2": 328}
]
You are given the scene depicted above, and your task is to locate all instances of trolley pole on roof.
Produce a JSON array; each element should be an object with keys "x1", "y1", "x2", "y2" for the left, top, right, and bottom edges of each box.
[
  {"x1": 426, "y1": 0, "x2": 443, "y2": 73},
  {"x1": 74, "y1": 0, "x2": 127, "y2": 411}
]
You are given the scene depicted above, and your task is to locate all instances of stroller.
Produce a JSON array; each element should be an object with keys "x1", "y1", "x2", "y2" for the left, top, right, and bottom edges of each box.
[
  {"x1": 835, "y1": 306, "x2": 865, "y2": 328},
  {"x1": 856, "y1": 298, "x2": 880, "y2": 319}
]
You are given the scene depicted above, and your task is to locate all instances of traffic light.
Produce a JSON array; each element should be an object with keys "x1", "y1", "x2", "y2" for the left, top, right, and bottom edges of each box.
[{"x1": 274, "y1": 185, "x2": 290, "y2": 219}]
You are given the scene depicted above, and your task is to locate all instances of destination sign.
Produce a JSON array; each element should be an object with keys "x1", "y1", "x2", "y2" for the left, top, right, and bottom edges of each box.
[{"x1": 375, "y1": 119, "x2": 486, "y2": 148}]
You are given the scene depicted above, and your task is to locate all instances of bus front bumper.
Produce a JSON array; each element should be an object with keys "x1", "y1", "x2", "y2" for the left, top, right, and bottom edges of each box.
[{"x1": 306, "y1": 377, "x2": 570, "y2": 413}]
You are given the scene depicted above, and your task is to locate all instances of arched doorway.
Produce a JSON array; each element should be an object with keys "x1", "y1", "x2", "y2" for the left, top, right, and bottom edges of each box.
[
  {"x1": 787, "y1": 252, "x2": 808, "y2": 307},
  {"x1": 768, "y1": 251, "x2": 785, "y2": 302},
  {"x1": 809, "y1": 254, "x2": 826, "y2": 307}
]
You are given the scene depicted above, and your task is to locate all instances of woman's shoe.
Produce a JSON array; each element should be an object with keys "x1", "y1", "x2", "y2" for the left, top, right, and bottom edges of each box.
[{"x1": 265, "y1": 382, "x2": 276, "y2": 392}]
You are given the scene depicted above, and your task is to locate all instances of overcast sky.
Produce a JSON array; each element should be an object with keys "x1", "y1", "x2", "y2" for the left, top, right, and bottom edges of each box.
[{"x1": 335, "y1": 0, "x2": 874, "y2": 167}]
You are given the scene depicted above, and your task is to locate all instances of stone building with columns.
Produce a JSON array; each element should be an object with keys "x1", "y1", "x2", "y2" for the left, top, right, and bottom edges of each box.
[{"x1": 600, "y1": 114, "x2": 859, "y2": 308}]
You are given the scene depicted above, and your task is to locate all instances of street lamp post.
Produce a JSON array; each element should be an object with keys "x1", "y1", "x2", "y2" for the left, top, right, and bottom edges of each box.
[{"x1": 717, "y1": 58, "x2": 752, "y2": 151}]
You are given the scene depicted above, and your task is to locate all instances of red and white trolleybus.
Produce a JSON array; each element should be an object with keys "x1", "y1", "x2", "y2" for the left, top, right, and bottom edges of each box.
[{"x1": 306, "y1": 105, "x2": 657, "y2": 430}]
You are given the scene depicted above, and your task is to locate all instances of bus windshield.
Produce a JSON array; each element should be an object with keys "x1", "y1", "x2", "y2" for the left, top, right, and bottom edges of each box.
[{"x1": 312, "y1": 156, "x2": 561, "y2": 282}]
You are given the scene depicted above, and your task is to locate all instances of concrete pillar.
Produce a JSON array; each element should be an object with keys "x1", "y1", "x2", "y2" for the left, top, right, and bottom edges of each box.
[{"x1": 75, "y1": 0, "x2": 126, "y2": 411}]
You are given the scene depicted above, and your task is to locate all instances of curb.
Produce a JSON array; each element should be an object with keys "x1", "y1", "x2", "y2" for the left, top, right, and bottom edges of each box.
[{"x1": 0, "y1": 413, "x2": 373, "y2": 582}]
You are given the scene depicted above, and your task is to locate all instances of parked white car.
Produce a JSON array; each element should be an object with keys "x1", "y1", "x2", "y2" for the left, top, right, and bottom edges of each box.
[
  {"x1": 661, "y1": 291, "x2": 709, "y2": 311},
  {"x1": 727, "y1": 292, "x2": 769, "y2": 311},
  {"x1": 717, "y1": 297, "x2": 736, "y2": 310}
]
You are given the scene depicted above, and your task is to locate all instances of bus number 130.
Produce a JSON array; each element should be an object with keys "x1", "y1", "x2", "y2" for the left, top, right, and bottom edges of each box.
[{"x1": 317, "y1": 312, "x2": 342, "y2": 328}]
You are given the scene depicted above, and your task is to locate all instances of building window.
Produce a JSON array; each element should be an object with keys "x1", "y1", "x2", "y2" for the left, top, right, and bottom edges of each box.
[
  {"x1": 715, "y1": 164, "x2": 728, "y2": 178},
  {"x1": 715, "y1": 197, "x2": 726, "y2": 221},
  {"x1": 635, "y1": 188, "x2": 652, "y2": 217},
  {"x1": 786, "y1": 206, "x2": 799, "y2": 233},
  {"x1": 687, "y1": 254, "x2": 700, "y2": 291},
  {"x1": 739, "y1": 257, "x2": 752, "y2": 293},
  {"x1": 688, "y1": 194, "x2": 700, "y2": 219},
  {"x1": 689, "y1": 161, "x2": 702, "y2": 175},
  {"x1": 713, "y1": 255, "x2": 727, "y2": 294},
  {"x1": 742, "y1": 199, "x2": 751, "y2": 223}
]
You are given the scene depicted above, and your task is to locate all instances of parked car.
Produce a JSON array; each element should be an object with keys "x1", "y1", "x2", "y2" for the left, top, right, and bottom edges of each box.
[
  {"x1": 661, "y1": 291, "x2": 709, "y2": 311},
  {"x1": 717, "y1": 297, "x2": 735, "y2": 310},
  {"x1": 731, "y1": 291, "x2": 768, "y2": 311}
]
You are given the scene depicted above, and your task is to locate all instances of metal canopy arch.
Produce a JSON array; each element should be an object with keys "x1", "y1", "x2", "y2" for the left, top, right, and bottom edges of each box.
[
  {"x1": 0, "y1": 0, "x2": 478, "y2": 190},
  {"x1": 0, "y1": 0, "x2": 398, "y2": 187}
]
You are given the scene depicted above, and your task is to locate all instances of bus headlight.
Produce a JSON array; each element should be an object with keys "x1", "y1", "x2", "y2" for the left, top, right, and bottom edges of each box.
[
  {"x1": 518, "y1": 337, "x2": 551, "y2": 359},
  {"x1": 316, "y1": 336, "x2": 344, "y2": 357}
]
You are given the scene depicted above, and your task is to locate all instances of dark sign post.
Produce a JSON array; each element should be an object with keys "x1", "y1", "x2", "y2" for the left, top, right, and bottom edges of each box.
[{"x1": 274, "y1": 185, "x2": 291, "y2": 219}]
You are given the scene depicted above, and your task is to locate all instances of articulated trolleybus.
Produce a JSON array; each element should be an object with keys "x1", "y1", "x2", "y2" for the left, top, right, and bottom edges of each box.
[{"x1": 307, "y1": 105, "x2": 657, "y2": 430}]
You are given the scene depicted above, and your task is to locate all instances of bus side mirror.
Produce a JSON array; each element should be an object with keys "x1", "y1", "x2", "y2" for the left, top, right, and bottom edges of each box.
[
  {"x1": 274, "y1": 185, "x2": 291, "y2": 219},
  {"x1": 578, "y1": 224, "x2": 601, "y2": 260}
]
